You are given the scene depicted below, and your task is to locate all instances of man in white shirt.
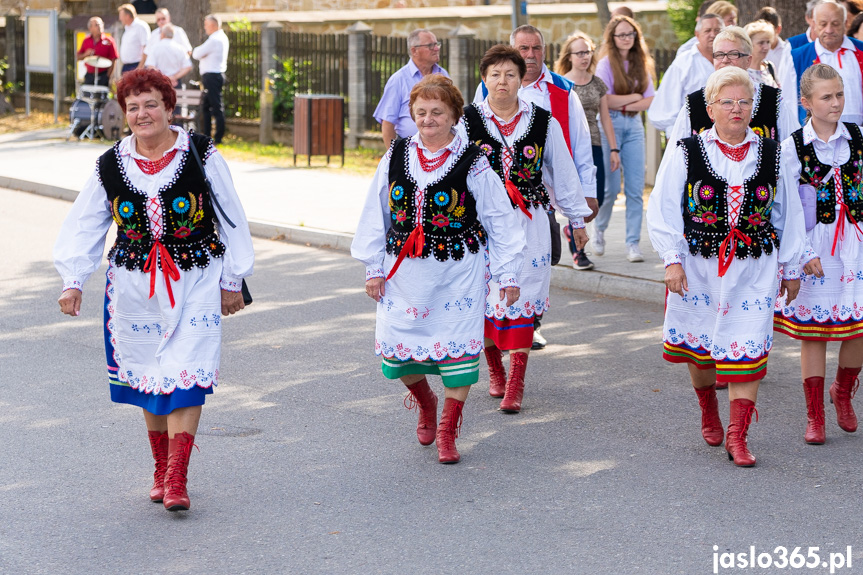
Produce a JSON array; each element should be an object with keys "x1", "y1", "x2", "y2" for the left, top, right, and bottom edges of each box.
[
  {"x1": 648, "y1": 14, "x2": 723, "y2": 138},
  {"x1": 117, "y1": 3, "x2": 150, "y2": 73},
  {"x1": 192, "y1": 14, "x2": 230, "y2": 144},
  {"x1": 146, "y1": 25, "x2": 192, "y2": 88},
  {"x1": 784, "y1": 0, "x2": 863, "y2": 125},
  {"x1": 141, "y1": 8, "x2": 192, "y2": 68}
]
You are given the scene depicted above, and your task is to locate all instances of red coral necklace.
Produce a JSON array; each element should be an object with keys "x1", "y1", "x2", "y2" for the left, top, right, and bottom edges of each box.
[
  {"x1": 715, "y1": 141, "x2": 750, "y2": 162},
  {"x1": 491, "y1": 112, "x2": 522, "y2": 136},
  {"x1": 417, "y1": 146, "x2": 452, "y2": 172},
  {"x1": 135, "y1": 149, "x2": 179, "y2": 175}
]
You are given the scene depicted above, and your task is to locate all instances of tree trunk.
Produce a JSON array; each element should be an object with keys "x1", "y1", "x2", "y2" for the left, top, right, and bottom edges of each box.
[
  {"x1": 595, "y1": 0, "x2": 612, "y2": 29},
  {"x1": 736, "y1": 0, "x2": 809, "y2": 38},
  {"x1": 156, "y1": 0, "x2": 211, "y2": 51}
]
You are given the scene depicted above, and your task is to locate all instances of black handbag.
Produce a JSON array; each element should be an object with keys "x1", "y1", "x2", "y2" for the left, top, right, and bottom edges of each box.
[
  {"x1": 187, "y1": 135, "x2": 253, "y2": 306},
  {"x1": 548, "y1": 209, "x2": 561, "y2": 266}
]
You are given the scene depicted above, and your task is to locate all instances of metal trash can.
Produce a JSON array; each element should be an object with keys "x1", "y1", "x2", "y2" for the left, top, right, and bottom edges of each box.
[{"x1": 293, "y1": 95, "x2": 345, "y2": 167}]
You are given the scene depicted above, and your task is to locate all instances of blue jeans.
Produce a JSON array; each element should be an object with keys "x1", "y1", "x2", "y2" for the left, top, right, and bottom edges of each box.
[{"x1": 596, "y1": 111, "x2": 645, "y2": 246}]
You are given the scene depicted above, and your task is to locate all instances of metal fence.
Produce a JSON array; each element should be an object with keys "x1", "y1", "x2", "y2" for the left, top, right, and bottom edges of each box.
[
  {"x1": 224, "y1": 29, "x2": 261, "y2": 120},
  {"x1": 275, "y1": 31, "x2": 349, "y2": 99}
]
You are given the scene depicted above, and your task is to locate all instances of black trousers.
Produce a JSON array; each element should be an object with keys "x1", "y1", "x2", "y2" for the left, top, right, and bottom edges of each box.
[
  {"x1": 200, "y1": 72, "x2": 225, "y2": 143},
  {"x1": 83, "y1": 72, "x2": 110, "y2": 87}
]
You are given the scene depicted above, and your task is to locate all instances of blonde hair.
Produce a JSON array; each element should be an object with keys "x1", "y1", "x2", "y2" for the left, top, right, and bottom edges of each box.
[
  {"x1": 800, "y1": 63, "x2": 844, "y2": 102},
  {"x1": 713, "y1": 26, "x2": 753, "y2": 55},
  {"x1": 706, "y1": 1, "x2": 738, "y2": 20},
  {"x1": 598, "y1": 16, "x2": 655, "y2": 95},
  {"x1": 705, "y1": 67, "x2": 753, "y2": 103},
  {"x1": 743, "y1": 21, "x2": 775, "y2": 43},
  {"x1": 118, "y1": 3, "x2": 137, "y2": 18},
  {"x1": 554, "y1": 31, "x2": 597, "y2": 76}
]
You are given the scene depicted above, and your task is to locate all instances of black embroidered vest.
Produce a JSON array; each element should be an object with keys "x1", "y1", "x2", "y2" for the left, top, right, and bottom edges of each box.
[
  {"x1": 99, "y1": 133, "x2": 226, "y2": 271},
  {"x1": 687, "y1": 85, "x2": 780, "y2": 140},
  {"x1": 680, "y1": 135, "x2": 780, "y2": 259},
  {"x1": 385, "y1": 138, "x2": 487, "y2": 262},
  {"x1": 463, "y1": 102, "x2": 551, "y2": 209},
  {"x1": 792, "y1": 122, "x2": 863, "y2": 224}
]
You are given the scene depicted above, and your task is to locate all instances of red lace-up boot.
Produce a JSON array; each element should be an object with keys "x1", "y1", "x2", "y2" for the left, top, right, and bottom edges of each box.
[
  {"x1": 725, "y1": 399, "x2": 758, "y2": 467},
  {"x1": 500, "y1": 352, "x2": 528, "y2": 413},
  {"x1": 715, "y1": 380, "x2": 728, "y2": 390},
  {"x1": 694, "y1": 385, "x2": 724, "y2": 446},
  {"x1": 803, "y1": 377, "x2": 826, "y2": 444},
  {"x1": 829, "y1": 366, "x2": 860, "y2": 432},
  {"x1": 436, "y1": 397, "x2": 464, "y2": 464},
  {"x1": 147, "y1": 430, "x2": 169, "y2": 502},
  {"x1": 405, "y1": 378, "x2": 438, "y2": 446},
  {"x1": 485, "y1": 346, "x2": 506, "y2": 398},
  {"x1": 163, "y1": 432, "x2": 197, "y2": 511}
]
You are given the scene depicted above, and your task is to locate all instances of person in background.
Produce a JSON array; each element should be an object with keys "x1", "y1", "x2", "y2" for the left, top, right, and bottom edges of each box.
[
  {"x1": 753, "y1": 7, "x2": 791, "y2": 81},
  {"x1": 76, "y1": 17, "x2": 117, "y2": 87},
  {"x1": 649, "y1": 13, "x2": 723, "y2": 139},
  {"x1": 745, "y1": 21, "x2": 780, "y2": 88},
  {"x1": 132, "y1": 0, "x2": 157, "y2": 15},
  {"x1": 554, "y1": 31, "x2": 620, "y2": 270},
  {"x1": 193, "y1": 14, "x2": 230, "y2": 145},
  {"x1": 117, "y1": 3, "x2": 150, "y2": 73},
  {"x1": 373, "y1": 29, "x2": 449, "y2": 148},
  {"x1": 146, "y1": 25, "x2": 192, "y2": 89},
  {"x1": 788, "y1": 0, "x2": 823, "y2": 49},
  {"x1": 594, "y1": 15, "x2": 655, "y2": 263},
  {"x1": 141, "y1": 8, "x2": 192, "y2": 69},
  {"x1": 677, "y1": 1, "x2": 736, "y2": 56},
  {"x1": 850, "y1": 11, "x2": 863, "y2": 40},
  {"x1": 842, "y1": 0, "x2": 863, "y2": 32}
]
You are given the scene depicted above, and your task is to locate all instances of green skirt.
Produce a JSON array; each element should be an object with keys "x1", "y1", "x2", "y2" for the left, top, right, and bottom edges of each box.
[{"x1": 381, "y1": 353, "x2": 480, "y2": 388}]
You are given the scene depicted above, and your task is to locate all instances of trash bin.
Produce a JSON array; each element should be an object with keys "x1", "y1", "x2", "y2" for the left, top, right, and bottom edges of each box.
[{"x1": 293, "y1": 95, "x2": 345, "y2": 167}]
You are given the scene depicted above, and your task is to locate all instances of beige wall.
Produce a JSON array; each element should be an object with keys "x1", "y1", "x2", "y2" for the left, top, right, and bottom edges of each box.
[{"x1": 211, "y1": 0, "x2": 513, "y2": 10}]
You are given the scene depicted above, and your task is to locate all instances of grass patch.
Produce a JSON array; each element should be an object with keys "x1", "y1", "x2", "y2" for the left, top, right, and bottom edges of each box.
[{"x1": 0, "y1": 110, "x2": 59, "y2": 134}]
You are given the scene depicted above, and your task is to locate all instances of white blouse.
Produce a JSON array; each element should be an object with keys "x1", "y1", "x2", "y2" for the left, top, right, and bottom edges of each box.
[
  {"x1": 351, "y1": 129, "x2": 525, "y2": 285},
  {"x1": 647, "y1": 126, "x2": 807, "y2": 278},
  {"x1": 54, "y1": 127, "x2": 254, "y2": 292}
]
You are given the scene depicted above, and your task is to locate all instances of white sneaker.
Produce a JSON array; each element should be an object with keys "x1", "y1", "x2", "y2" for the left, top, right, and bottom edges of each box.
[
  {"x1": 592, "y1": 229, "x2": 605, "y2": 256},
  {"x1": 627, "y1": 243, "x2": 644, "y2": 262}
]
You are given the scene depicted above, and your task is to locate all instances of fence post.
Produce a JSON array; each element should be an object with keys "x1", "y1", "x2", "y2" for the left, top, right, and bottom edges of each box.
[
  {"x1": 347, "y1": 21, "x2": 372, "y2": 149},
  {"x1": 448, "y1": 24, "x2": 476, "y2": 101},
  {"x1": 56, "y1": 12, "x2": 70, "y2": 117},
  {"x1": 260, "y1": 21, "x2": 280, "y2": 145},
  {"x1": 644, "y1": 122, "x2": 662, "y2": 187},
  {"x1": 6, "y1": 12, "x2": 18, "y2": 85}
]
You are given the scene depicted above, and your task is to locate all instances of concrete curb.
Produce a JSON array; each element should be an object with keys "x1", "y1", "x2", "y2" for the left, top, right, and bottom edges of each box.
[{"x1": 11, "y1": 179, "x2": 665, "y2": 305}]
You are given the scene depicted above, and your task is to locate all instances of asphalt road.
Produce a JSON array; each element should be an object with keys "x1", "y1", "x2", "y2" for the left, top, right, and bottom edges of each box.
[{"x1": 2, "y1": 186, "x2": 862, "y2": 575}]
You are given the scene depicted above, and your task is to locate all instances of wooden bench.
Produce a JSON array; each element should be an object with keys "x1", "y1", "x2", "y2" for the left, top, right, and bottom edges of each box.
[{"x1": 174, "y1": 88, "x2": 203, "y2": 132}]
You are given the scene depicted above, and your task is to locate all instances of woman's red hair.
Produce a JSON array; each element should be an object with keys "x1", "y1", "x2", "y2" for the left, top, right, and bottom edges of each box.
[{"x1": 115, "y1": 68, "x2": 177, "y2": 112}]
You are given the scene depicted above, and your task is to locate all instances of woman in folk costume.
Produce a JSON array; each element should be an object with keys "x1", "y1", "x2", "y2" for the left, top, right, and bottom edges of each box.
[
  {"x1": 352, "y1": 74, "x2": 526, "y2": 464},
  {"x1": 647, "y1": 67, "x2": 807, "y2": 467},
  {"x1": 462, "y1": 45, "x2": 591, "y2": 413},
  {"x1": 54, "y1": 69, "x2": 254, "y2": 511},
  {"x1": 775, "y1": 63, "x2": 863, "y2": 444}
]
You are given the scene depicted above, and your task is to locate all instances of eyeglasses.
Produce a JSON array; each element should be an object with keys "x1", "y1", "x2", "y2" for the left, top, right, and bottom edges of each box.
[
  {"x1": 709, "y1": 98, "x2": 754, "y2": 110},
  {"x1": 613, "y1": 31, "x2": 637, "y2": 39},
  {"x1": 414, "y1": 41, "x2": 442, "y2": 50},
  {"x1": 570, "y1": 50, "x2": 593, "y2": 58},
  {"x1": 712, "y1": 51, "x2": 749, "y2": 61}
]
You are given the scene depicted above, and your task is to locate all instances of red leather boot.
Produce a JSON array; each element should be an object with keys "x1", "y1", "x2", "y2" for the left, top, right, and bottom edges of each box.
[
  {"x1": 485, "y1": 346, "x2": 506, "y2": 398},
  {"x1": 500, "y1": 352, "x2": 528, "y2": 413},
  {"x1": 715, "y1": 380, "x2": 728, "y2": 390},
  {"x1": 147, "y1": 430, "x2": 169, "y2": 502},
  {"x1": 405, "y1": 377, "x2": 438, "y2": 446},
  {"x1": 829, "y1": 366, "x2": 860, "y2": 432},
  {"x1": 725, "y1": 399, "x2": 758, "y2": 467},
  {"x1": 803, "y1": 377, "x2": 826, "y2": 444},
  {"x1": 694, "y1": 385, "x2": 724, "y2": 446},
  {"x1": 436, "y1": 397, "x2": 464, "y2": 464},
  {"x1": 163, "y1": 432, "x2": 197, "y2": 511}
]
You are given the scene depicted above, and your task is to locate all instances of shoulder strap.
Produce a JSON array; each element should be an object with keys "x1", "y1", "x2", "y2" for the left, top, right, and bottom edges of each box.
[{"x1": 187, "y1": 133, "x2": 236, "y2": 229}]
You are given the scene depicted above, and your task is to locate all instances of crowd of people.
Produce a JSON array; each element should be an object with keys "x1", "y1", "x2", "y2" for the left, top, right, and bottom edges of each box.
[
  {"x1": 53, "y1": 0, "x2": 863, "y2": 516},
  {"x1": 74, "y1": 4, "x2": 229, "y2": 143}
]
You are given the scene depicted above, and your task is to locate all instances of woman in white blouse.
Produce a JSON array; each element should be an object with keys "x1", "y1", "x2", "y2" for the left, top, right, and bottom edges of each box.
[
  {"x1": 647, "y1": 67, "x2": 807, "y2": 467},
  {"x1": 55, "y1": 69, "x2": 254, "y2": 511},
  {"x1": 352, "y1": 75, "x2": 525, "y2": 465}
]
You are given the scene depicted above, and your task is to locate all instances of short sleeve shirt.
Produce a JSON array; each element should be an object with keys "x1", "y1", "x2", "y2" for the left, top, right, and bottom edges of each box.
[
  {"x1": 595, "y1": 57, "x2": 655, "y2": 98},
  {"x1": 571, "y1": 76, "x2": 607, "y2": 147},
  {"x1": 78, "y1": 35, "x2": 119, "y2": 75},
  {"x1": 372, "y1": 60, "x2": 449, "y2": 138}
]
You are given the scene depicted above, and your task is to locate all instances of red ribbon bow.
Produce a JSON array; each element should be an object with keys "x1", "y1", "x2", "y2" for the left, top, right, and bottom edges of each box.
[
  {"x1": 832, "y1": 201, "x2": 863, "y2": 256},
  {"x1": 505, "y1": 180, "x2": 533, "y2": 220},
  {"x1": 717, "y1": 228, "x2": 752, "y2": 277},
  {"x1": 386, "y1": 223, "x2": 425, "y2": 280},
  {"x1": 142, "y1": 240, "x2": 181, "y2": 308}
]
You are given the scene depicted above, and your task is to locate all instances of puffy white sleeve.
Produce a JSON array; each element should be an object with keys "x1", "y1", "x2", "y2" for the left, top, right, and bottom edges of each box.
[
  {"x1": 777, "y1": 85, "x2": 802, "y2": 140},
  {"x1": 53, "y1": 168, "x2": 114, "y2": 293},
  {"x1": 567, "y1": 90, "x2": 597, "y2": 198},
  {"x1": 470, "y1": 157, "x2": 525, "y2": 287},
  {"x1": 774, "y1": 139, "x2": 808, "y2": 278},
  {"x1": 542, "y1": 116, "x2": 590, "y2": 226},
  {"x1": 648, "y1": 60, "x2": 686, "y2": 138},
  {"x1": 473, "y1": 83, "x2": 484, "y2": 104},
  {"x1": 204, "y1": 150, "x2": 255, "y2": 291},
  {"x1": 666, "y1": 106, "x2": 692, "y2": 153},
  {"x1": 351, "y1": 153, "x2": 392, "y2": 281},
  {"x1": 646, "y1": 141, "x2": 689, "y2": 266}
]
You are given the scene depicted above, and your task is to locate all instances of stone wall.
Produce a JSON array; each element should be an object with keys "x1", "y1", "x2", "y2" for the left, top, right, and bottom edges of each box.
[{"x1": 211, "y1": 0, "x2": 520, "y2": 11}]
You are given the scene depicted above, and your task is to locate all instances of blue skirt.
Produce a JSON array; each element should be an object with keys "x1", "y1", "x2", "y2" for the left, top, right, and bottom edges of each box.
[{"x1": 103, "y1": 274, "x2": 211, "y2": 416}]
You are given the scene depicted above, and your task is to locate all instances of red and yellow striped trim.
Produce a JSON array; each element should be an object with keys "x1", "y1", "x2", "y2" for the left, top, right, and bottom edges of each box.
[
  {"x1": 774, "y1": 314, "x2": 863, "y2": 341},
  {"x1": 662, "y1": 341, "x2": 767, "y2": 383},
  {"x1": 662, "y1": 341, "x2": 713, "y2": 367}
]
